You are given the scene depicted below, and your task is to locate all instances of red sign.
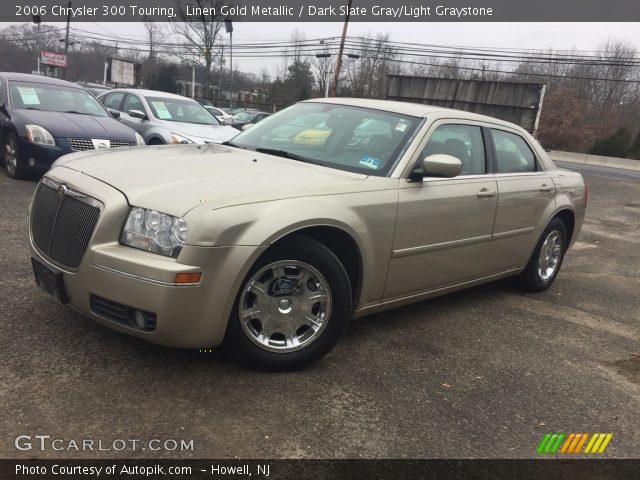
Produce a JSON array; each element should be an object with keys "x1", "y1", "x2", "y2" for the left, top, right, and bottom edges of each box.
[{"x1": 40, "y1": 51, "x2": 67, "y2": 68}]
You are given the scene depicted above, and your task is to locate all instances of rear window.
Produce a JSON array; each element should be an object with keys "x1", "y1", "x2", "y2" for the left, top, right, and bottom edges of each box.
[{"x1": 492, "y1": 129, "x2": 537, "y2": 173}]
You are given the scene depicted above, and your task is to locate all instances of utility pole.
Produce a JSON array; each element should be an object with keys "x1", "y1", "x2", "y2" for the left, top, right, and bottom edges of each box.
[
  {"x1": 191, "y1": 63, "x2": 196, "y2": 98},
  {"x1": 225, "y1": 19, "x2": 233, "y2": 107},
  {"x1": 32, "y1": 15, "x2": 41, "y2": 74},
  {"x1": 329, "y1": 0, "x2": 352, "y2": 97},
  {"x1": 62, "y1": 1, "x2": 71, "y2": 79},
  {"x1": 218, "y1": 44, "x2": 224, "y2": 104}
]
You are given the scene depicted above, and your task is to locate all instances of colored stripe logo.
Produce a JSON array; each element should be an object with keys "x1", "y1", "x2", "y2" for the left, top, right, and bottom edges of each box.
[{"x1": 537, "y1": 433, "x2": 613, "y2": 454}]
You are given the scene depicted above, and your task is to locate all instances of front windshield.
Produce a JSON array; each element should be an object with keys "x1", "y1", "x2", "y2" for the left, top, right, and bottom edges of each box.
[
  {"x1": 145, "y1": 96, "x2": 218, "y2": 125},
  {"x1": 230, "y1": 102, "x2": 421, "y2": 176},
  {"x1": 9, "y1": 81, "x2": 108, "y2": 117}
]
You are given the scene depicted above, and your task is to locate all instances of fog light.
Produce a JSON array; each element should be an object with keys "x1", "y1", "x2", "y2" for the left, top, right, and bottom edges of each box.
[
  {"x1": 134, "y1": 310, "x2": 146, "y2": 329},
  {"x1": 28, "y1": 158, "x2": 36, "y2": 167}
]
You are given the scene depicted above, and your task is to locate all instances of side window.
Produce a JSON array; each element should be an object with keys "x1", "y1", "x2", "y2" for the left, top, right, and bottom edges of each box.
[
  {"x1": 492, "y1": 129, "x2": 537, "y2": 173},
  {"x1": 103, "y1": 92, "x2": 125, "y2": 111},
  {"x1": 420, "y1": 124, "x2": 486, "y2": 175},
  {"x1": 123, "y1": 94, "x2": 145, "y2": 114},
  {"x1": 0, "y1": 78, "x2": 4, "y2": 104}
]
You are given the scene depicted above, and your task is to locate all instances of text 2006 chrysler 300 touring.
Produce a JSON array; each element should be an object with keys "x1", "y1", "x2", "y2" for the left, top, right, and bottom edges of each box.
[{"x1": 29, "y1": 98, "x2": 586, "y2": 370}]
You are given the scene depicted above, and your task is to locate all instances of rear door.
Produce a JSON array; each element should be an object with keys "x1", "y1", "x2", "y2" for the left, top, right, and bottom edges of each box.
[{"x1": 490, "y1": 127, "x2": 556, "y2": 269}]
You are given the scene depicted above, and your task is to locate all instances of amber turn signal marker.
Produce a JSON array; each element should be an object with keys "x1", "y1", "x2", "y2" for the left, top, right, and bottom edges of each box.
[{"x1": 175, "y1": 272, "x2": 202, "y2": 284}]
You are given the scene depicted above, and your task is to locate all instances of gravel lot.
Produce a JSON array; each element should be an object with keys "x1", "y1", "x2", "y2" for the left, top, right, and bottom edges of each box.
[{"x1": 1, "y1": 164, "x2": 639, "y2": 459}]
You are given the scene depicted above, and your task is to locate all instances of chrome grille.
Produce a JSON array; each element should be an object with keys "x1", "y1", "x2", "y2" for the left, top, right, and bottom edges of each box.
[
  {"x1": 68, "y1": 138, "x2": 132, "y2": 151},
  {"x1": 68, "y1": 138, "x2": 94, "y2": 151},
  {"x1": 31, "y1": 179, "x2": 101, "y2": 269}
]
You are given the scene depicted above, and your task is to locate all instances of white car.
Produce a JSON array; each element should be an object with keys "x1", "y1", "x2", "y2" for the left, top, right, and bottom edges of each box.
[{"x1": 204, "y1": 106, "x2": 234, "y2": 125}]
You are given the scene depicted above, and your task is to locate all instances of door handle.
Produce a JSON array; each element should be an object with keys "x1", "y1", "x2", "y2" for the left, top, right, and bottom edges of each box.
[
  {"x1": 477, "y1": 189, "x2": 497, "y2": 198},
  {"x1": 539, "y1": 184, "x2": 555, "y2": 192}
]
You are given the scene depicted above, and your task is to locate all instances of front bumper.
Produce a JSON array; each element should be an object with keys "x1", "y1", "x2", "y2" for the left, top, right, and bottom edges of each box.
[
  {"x1": 29, "y1": 169, "x2": 266, "y2": 348},
  {"x1": 19, "y1": 138, "x2": 68, "y2": 170},
  {"x1": 31, "y1": 244, "x2": 263, "y2": 348},
  {"x1": 19, "y1": 136, "x2": 136, "y2": 171}
]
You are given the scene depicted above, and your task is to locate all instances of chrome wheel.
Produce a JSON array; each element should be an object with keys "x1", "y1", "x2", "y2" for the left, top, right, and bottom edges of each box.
[
  {"x1": 239, "y1": 260, "x2": 332, "y2": 353},
  {"x1": 5, "y1": 136, "x2": 18, "y2": 176},
  {"x1": 537, "y1": 230, "x2": 562, "y2": 281}
]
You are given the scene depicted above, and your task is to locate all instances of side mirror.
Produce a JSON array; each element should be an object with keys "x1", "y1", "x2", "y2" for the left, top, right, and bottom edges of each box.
[
  {"x1": 0, "y1": 102, "x2": 8, "y2": 115},
  {"x1": 241, "y1": 123, "x2": 254, "y2": 131},
  {"x1": 415, "y1": 154, "x2": 463, "y2": 179},
  {"x1": 108, "y1": 109, "x2": 120, "y2": 119},
  {"x1": 128, "y1": 109, "x2": 147, "y2": 120}
]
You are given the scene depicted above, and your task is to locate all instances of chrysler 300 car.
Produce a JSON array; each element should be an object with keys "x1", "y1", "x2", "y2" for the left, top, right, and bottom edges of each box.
[{"x1": 28, "y1": 98, "x2": 586, "y2": 370}]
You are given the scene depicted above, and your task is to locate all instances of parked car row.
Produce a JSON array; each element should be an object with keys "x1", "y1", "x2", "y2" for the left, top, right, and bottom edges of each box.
[{"x1": 0, "y1": 72, "x2": 256, "y2": 179}]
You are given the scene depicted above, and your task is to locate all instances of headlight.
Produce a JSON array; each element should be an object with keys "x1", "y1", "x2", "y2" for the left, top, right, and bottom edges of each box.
[
  {"x1": 25, "y1": 124, "x2": 55, "y2": 146},
  {"x1": 121, "y1": 207, "x2": 188, "y2": 258},
  {"x1": 135, "y1": 133, "x2": 145, "y2": 146},
  {"x1": 170, "y1": 133, "x2": 193, "y2": 144}
]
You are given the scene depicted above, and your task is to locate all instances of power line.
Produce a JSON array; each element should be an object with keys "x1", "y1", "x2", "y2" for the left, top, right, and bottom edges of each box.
[{"x1": 2, "y1": 23, "x2": 639, "y2": 85}]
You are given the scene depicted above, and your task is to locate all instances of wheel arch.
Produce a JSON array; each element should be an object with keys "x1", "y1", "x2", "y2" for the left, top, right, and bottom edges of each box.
[
  {"x1": 268, "y1": 225, "x2": 364, "y2": 306},
  {"x1": 553, "y1": 208, "x2": 576, "y2": 244}
]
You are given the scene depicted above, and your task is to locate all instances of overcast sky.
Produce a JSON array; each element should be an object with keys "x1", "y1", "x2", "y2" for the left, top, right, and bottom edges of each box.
[{"x1": 55, "y1": 22, "x2": 640, "y2": 75}]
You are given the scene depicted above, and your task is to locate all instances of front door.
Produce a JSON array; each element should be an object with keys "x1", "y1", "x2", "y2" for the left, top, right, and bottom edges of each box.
[{"x1": 385, "y1": 122, "x2": 499, "y2": 300}]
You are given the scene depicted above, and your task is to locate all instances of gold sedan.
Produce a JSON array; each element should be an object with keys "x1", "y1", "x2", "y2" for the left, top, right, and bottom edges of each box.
[{"x1": 28, "y1": 98, "x2": 586, "y2": 370}]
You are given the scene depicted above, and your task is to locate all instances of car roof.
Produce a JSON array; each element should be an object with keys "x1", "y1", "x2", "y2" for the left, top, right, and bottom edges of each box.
[
  {"x1": 302, "y1": 97, "x2": 522, "y2": 130},
  {"x1": 103, "y1": 88, "x2": 196, "y2": 101},
  {"x1": 0, "y1": 72, "x2": 84, "y2": 89}
]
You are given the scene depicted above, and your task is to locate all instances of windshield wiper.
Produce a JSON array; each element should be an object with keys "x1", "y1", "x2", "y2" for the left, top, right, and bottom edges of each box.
[
  {"x1": 254, "y1": 148, "x2": 324, "y2": 166},
  {"x1": 62, "y1": 110, "x2": 90, "y2": 115},
  {"x1": 222, "y1": 140, "x2": 252, "y2": 151}
]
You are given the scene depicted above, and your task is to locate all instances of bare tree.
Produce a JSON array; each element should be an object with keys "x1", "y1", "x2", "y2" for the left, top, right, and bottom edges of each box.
[
  {"x1": 171, "y1": 0, "x2": 228, "y2": 91},
  {"x1": 311, "y1": 40, "x2": 332, "y2": 96},
  {"x1": 143, "y1": 17, "x2": 164, "y2": 62},
  {"x1": 344, "y1": 33, "x2": 400, "y2": 97},
  {"x1": 143, "y1": 18, "x2": 164, "y2": 87}
]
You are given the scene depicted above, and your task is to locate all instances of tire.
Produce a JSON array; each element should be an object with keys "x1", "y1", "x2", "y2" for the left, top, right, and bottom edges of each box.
[
  {"x1": 148, "y1": 138, "x2": 164, "y2": 145},
  {"x1": 2, "y1": 133, "x2": 28, "y2": 179},
  {"x1": 517, "y1": 217, "x2": 567, "y2": 292},
  {"x1": 223, "y1": 236, "x2": 352, "y2": 371}
]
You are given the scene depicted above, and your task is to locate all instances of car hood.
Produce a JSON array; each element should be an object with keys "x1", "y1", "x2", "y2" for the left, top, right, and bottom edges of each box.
[
  {"x1": 54, "y1": 144, "x2": 369, "y2": 217},
  {"x1": 167, "y1": 122, "x2": 238, "y2": 142},
  {"x1": 14, "y1": 109, "x2": 135, "y2": 141}
]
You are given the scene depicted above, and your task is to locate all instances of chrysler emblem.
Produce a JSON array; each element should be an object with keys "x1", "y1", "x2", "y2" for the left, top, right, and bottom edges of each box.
[{"x1": 57, "y1": 183, "x2": 68, "y2": 199}]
